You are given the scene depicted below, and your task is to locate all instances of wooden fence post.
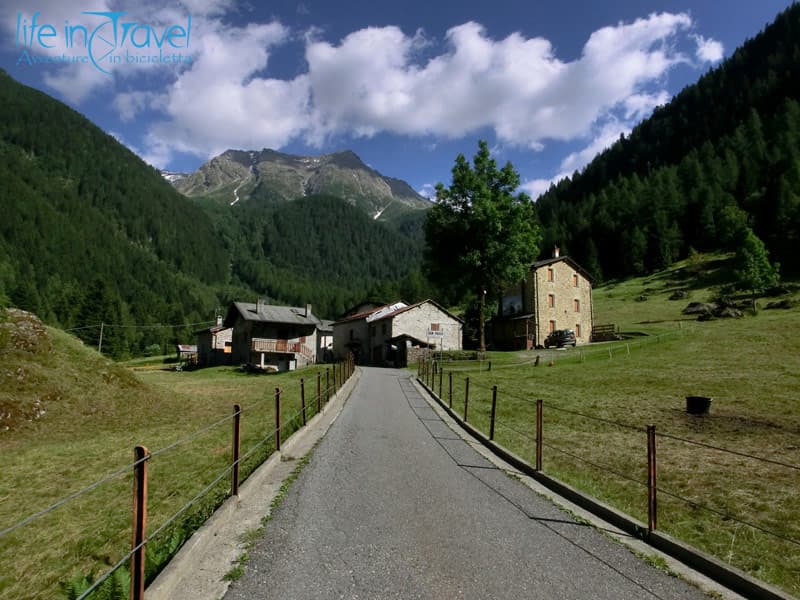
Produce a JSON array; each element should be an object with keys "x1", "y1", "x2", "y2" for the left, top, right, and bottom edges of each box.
[
  {"x1": 438, "y1": 365, "x2": 443, "y2": 398},
  {"x1": 326, "y1": 369, "x2": 330, "y2": 403},
  {"x1": 300, "y1": 379, "x2": 306, "y2": 426},
  {"x1": 647, "y1": 424, "x2": 657, "y2": 532},
  {"x1": 448, "y1": 372, "x2": 453, "y2": 408},
  {"x1": 317, "y1": 371, "x2": 322, "y2": 413},
  {"x1": 464, "y1": 377, "x2": 470, "y2": 422},
  {"x1": 535, "y1": 399, "x2": 543, "y2": 471},
  {"x1": 130, "y1": 445, "x2": 149, "y2": 600},
  {"x1": 232, "y1": 405, "x2": 241, "y2": 496},
  {"x1": 489, "y1": 385, "x2": 498, "y2": 440},
  {"x1": 275, "y1": 388, "x2": 282, "y2": 452}
]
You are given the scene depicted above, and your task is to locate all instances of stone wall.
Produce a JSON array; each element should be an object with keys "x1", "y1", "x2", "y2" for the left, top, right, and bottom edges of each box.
[{"x1": 528, "y1": 259, "x2": 593, "y2": 345}]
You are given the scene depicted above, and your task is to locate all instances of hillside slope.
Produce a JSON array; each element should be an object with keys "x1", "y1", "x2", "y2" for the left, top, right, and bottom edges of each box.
[
  {"x1": 210, "y1": 194, "x2": 432, "y2": 317},
  {"x1": 536, "y1": 4, "x2": 800, "y2": 280},
  {"x1": 0, "y1": 69, "x2": 233, "y2": 356}
]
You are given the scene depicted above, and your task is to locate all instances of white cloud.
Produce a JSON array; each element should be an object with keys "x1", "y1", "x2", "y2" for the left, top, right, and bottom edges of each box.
[
  {"x1": 694, "y1": 35, "x2": 724, "y2": 63},
  {"x1": 133, "y1": 10, "x2": 705, "y2": 165},
  {"x1": 560, "y1": 119, "x2": 631, "y2": 174},
  {"x1": 113, "y1": 90, "x2": 164, "y2": 121},
  {"x1": 520, "y1": 176, "x2": 565, "y2": 200},
  {"x1": 2, "y1": 2, "x2": 719, "y2": 169},
  {"x1": 623, "y1": 91, "x2": 670, "y2": 120},
  {"x1": 417, "y1": 183, "x2": 437, "y2": 199}
]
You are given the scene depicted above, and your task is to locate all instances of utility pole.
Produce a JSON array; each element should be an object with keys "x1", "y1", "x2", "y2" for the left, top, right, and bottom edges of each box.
[{"x1": 98, "y1": 322, "x2": 104, "y2": 354}]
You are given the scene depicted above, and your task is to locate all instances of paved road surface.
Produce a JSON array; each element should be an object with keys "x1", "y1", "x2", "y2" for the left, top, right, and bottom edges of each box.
[{"x1": 225, "y1": 367, "x2": 708, "y2": 599}]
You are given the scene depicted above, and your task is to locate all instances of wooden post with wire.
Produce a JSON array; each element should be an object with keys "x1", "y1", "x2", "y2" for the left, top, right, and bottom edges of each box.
[
  {"x1": 317, "y1": 371, "x2": 322, "y2": 413},
  {"x1": 535, "y1": 399, "x2": 543, "y2": 471},
  {"x1": 131, "y1": 445, "x2": 149, "y2": 600},
  {"x1": 448, "y1": 371, "x2": 453, "y2": 408},
  {"x1": 647, "y1": 424, "x2": 657, "y2": 532},
  {"x1": 489, "y1": 385, "x2": 498, "y2": 440},
  {"x1": 275, "y1": 388, "x2": 282, "y2": 452},
  {"x1": 438, "y1": 365, "x2": 443, "y2": 398},
  {"x1": 300, "y1": 379, "x2": 306, "y2": 426},
  {"x1": 464, "y1": 377, "x2": 470, "y2": 422},
  {"x1": 231, "y1": 405, "x2": 241, "y2": 496},
  {"x1": 326, "y1": 369, "x2": 330, "y2": 403}
]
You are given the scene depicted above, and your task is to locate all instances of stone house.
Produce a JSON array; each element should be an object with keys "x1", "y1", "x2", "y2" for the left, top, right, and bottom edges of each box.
[
  {"x1": 332, "y1": 299, "x2": 463, "y2": 366},
  {"x1": 222, "y1": 300, "x2": 322, "y2": 371},
  {"x1": 195, "y1": 316, "x2": 233, "y2": 367},
  {"x1": 493, "y1": 247, "x2": 593, "y2": 349}
]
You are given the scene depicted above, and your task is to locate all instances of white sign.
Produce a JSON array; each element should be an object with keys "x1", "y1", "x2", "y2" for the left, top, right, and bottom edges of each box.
[{"x1": 427, "y1": 330, "x2": 444, "y2": 338}]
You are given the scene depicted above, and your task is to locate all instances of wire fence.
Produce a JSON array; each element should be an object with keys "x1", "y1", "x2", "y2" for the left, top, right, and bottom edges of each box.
[
  {"x1": 1, "y1": 358, "x2": 355, "y2": 600},
  {"x1": 416, "y1": 358, "x2": 800, "y2": 593}
]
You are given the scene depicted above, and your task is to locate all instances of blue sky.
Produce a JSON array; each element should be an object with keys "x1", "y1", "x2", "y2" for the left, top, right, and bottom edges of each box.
[{"x1": 0, "y1": 1, "x2": 794, "y2": 198}]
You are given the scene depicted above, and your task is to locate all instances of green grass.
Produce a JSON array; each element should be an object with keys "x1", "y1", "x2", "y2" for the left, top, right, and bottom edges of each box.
[
  {"x1": 1, "y1": 320, "x2": 344, "y2": 600},
  {"x1": 425, "y1": 254, "x2": 800, "y2": 595}
]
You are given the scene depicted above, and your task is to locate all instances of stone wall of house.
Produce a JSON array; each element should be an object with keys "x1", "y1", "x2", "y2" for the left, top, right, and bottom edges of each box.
[
  {"x1": 332, "y1": 318, "x2": 370, "y2": 363},
  {"x1": 392, "y1": 303, "x2": 462, "y2": 352},
  {"x1": 527, "y1": 260, "x2": 592, "y2": 346}
]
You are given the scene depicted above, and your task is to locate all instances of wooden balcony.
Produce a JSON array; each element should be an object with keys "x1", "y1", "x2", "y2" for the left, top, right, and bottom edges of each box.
[{"x1": 251, "y1": 338, "x2": 315, "y2": 360}]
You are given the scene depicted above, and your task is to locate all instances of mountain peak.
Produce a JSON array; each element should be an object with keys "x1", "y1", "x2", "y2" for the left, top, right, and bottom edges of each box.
[{"x1": 172, "y1": 148, "x2": 429, "y2": 221}]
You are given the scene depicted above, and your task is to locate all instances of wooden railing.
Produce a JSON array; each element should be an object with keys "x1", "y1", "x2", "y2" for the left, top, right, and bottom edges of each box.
[{"x1": 251, "y1": 338, "x2": 315, "y2": 360}]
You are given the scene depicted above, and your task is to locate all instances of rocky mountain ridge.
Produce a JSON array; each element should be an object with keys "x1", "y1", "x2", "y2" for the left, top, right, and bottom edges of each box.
[{"x1": 170, "y1": 148, "x2": 431, "y2": 221}]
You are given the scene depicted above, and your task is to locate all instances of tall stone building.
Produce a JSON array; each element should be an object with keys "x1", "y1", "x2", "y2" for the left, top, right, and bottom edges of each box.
[{"x1": 493, "y1": 247, "x2": 593, "y2": 349}]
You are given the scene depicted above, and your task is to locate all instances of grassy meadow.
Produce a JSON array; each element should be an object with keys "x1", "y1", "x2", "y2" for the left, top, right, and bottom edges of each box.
[
  {"x1": 0, "y1": 321, "x2": 343, "y2": 600},
  {"x1": 428, "y1": 254, "x2": 800, "y2": 595}
]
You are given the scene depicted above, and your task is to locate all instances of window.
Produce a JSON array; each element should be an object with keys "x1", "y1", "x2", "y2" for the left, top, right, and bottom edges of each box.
[
  {"x1": 547, "y1": 268, "x2": 554, "y2": 282},
  {"x1": 430, "y1": 323, "x2": 440, "y2": 331},
  {"x1": 548, "y1": 294, "x2": 555, "y2": 308},
  {"x1": 574, "y1": 299, "x2": 580, "y2": 312},
  {"x1": 549, "y1": 320, "x2": 556, "y2": 333},
  {"x1": 573, "y1": 273, "x2": 579, "y2": 287},
  {"x1": 575, "y1": 324, "x2": 581, "y2": 338}
]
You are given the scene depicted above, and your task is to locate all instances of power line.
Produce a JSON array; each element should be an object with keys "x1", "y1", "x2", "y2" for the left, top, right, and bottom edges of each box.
[{"x1": 65, "y1": 320, "x2": 215, "y2": 332}]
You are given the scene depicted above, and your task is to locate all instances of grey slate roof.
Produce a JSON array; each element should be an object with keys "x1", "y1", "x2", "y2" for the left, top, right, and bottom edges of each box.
[
  {"x1": 530, "y1": 256, "x2": 594, "y2": 283},
  {"x1": 228, "y1": 302, "x2": 321, "y2": 326}
]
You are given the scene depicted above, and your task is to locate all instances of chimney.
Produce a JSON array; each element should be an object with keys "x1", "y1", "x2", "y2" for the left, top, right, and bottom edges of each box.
[
  {"x1": 305, "y1": 304, "x2": 312, "y2": 317},
  {"x1": 257, "y1": 296, "x2": 268, "y2": 313},
  {"x1": 553, "y1": 245, "x2": 560, "y2": 258},
  {"x1": 216, "y1": 314, "x2": 223, "y2": 327}
]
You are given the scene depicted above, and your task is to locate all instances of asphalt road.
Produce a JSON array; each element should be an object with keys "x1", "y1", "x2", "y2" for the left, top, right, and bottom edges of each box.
[{"x1": 224, "y1": 367, "x2": 709, "y2": 599}]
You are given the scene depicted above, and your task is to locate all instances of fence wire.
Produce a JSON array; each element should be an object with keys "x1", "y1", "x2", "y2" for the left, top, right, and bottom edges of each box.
[
  {"x1": 655, "y1": 486, "x2": 800, "y2": 548},
  {"x1": 540, "y1": 441, "x2": 649, "y2": 489}
]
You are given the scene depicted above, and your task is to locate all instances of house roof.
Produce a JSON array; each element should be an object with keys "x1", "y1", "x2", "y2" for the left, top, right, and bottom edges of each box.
[
  {"x1": 319, "y1": 319, "x2": 334, "y2": 333},
  {"x1": 194, "y1": 324, "x2": 230, "y2": 335},
  {"x1": 225, "y1": 302, "x2": 321, "y2": 327},
  {"x1": 177, "y1": 344, "x2": 197, "y2": 352},
  {"x1": 333, "y1": 302, "x2": 403, "y2": 325},
  {"x1": 333, "y1": 299, "x2": 464, "y2": 326},
  {"x1": 372, "y1": 299, "x2": 464, "y2": 324},
  {"x1": 389, "y1": 333, "x2": 435, "y2": 348},
  {"x1": 531, "y1": 255, "x2": 594, "y2": 283}
]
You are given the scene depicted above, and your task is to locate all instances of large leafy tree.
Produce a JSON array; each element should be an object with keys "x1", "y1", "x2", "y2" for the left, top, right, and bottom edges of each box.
[
  {"x1": 424, "y1": 141, "x2": 540, "y2": 351},
  {"x1": 736, "y1": 228, "x2": 780, "y2": 313}
]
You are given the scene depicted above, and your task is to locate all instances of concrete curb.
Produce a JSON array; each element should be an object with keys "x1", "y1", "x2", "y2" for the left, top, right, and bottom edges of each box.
[
  {"x1": 414, "y1": 375, "x2": 795, "y2": 600},
  {"x1": 146, "y1": 367, "x2": 361, "y2": 600}
]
